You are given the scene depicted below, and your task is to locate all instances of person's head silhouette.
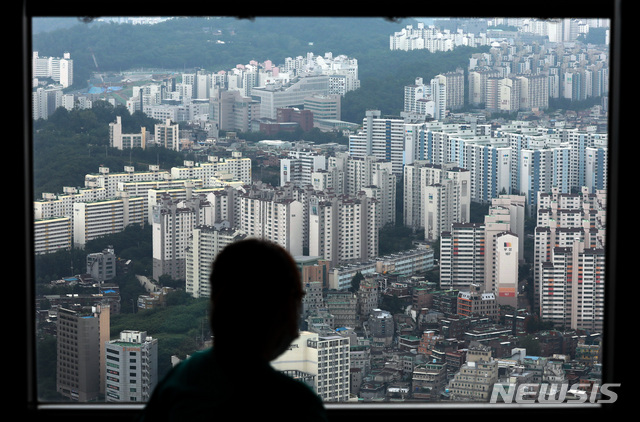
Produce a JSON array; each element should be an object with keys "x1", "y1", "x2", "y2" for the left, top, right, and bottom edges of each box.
[{"x1": 209, "y1": 238, "x2": 304, "y2": 362}]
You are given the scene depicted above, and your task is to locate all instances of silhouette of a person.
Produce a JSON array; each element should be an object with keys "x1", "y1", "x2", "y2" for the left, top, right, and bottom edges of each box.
[{"x1": 139, "y1": 239, "x2": 328, "y2": 421}]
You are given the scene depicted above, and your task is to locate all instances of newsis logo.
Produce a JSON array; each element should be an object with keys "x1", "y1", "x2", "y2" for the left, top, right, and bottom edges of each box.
[{"x1": 489, "y1": 383, "x2": 621, "y2": 404}]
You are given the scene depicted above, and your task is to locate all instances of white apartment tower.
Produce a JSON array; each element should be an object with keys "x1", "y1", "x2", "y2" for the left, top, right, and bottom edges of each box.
[
  {"x1": 105, "y1": 331, "x2": 158, "y2": 403},
  {"x1": 349, "y1": 110, "x2": 405, "y2": 174},
  {"x1": 271, "y1": 331, "x2": 351, "y2": 402},
  {"x1": 171, "y1": 154, "x2": 252, "y2": 186},
  {"x1": 280, "y1": 149, "x2": 327, "y2": 188},
  {"x1": 494, "y1": 232, "x2": 519, "y2": 308},
  {"x1": 238, "y1": 195, "x2": 303, "y2": 257},
  {"x1": 535, "y1": 187, "x2": 606, "y2": 331},
  {"x1": 403, "y1": 161, "x2": 470, "y2": 241},
  {"x1": 539, "y1": 243, "x2": 605, "y2": 332},
  {"x1": 34, "y1": 216, "x2": 72, "y2": 255},
  {"x1": 185, "y1": 224, "x2": 247, "y2": 298},
  {"x1": 33, "y1": 85, "x2": 64, "y2": 120},
  {"x1": 151, "y1": 193, "x2": 214, "y2": 281},
  {"x1": 155, "y1": 119, "x2": 180, "y2": 151},
  {"x1": 32, "y1": 51, "x2": 74, "y2": 88},
  {"x1": 309, "y1": 191, "x2": 378, "y2": 267},
  {"x1": 483, "y1": 195, "x2": 525, "y2": 302},
  {"x1": 403, "y1": 77, "x2": 447, "y2": 121},
  {"x1": 439, "y1": 223, "x2": 485, "y2": 291}
]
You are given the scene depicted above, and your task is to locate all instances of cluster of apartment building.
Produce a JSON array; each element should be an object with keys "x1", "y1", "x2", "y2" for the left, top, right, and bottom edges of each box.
[
  {"x1": 352, "y1": 111, "x2": 607, "y2": 219},
  {"x1": 391, "y1": 17, "x2": 610, "y2": 51},
  {"x1": 122, "y1": 51, "x2": 358, "y2": 134},
  {"x1": 33, "y1": 151, "x2": 251, "y2": 254},
  {"x1": 32, "y1": 51, "x2": 75, "y2": 120},
  {"x1": 468, "y1": 40, "x2": 609, "y2": 112},
  {"x1": 392, "y1": 18, "x2": 610, "y2": 117}
]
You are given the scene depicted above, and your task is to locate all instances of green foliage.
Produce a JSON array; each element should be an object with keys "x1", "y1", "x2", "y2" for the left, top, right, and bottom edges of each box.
[
  {"x1": 378, "y1": 224, "x2": 420, "y2": 256},
  {"x1": 110, "y1": 296, "x2": 211, "y2": 378},
  {"x1": 32, "y1": 102, "x2": 186, "y2": 199},
  {"x1": 350, "y1": 271, "x2": 364, "y2": 292}
]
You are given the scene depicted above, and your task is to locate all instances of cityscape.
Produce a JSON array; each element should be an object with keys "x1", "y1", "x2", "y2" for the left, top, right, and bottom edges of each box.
[{"x1": 30, "y1": 15, "x2": 613, "y2": 408}]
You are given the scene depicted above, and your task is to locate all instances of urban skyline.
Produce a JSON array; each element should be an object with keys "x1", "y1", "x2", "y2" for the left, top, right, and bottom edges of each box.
[{"x1": 30, "y1": 15, "x2": 613, "y2": 408}]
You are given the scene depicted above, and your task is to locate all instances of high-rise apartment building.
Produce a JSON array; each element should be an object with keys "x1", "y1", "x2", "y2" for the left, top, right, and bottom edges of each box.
[
  {"x1": 280, "y1": 149, "x2": 327, "y2": 188},
  {"x1": 56, "y1": 304, "x2": 110, "y2": 402},
  {"x1": 271, "y1": 331, "x2": 351, "y2": 402},
  {"x1": 349, "y1": 110, "x2": 405, "y2": 174},
  {"x1": 34, "y1": 216, "x2": 72, "y2": 255},
  {"x1": 403, "y1": 160, "x2": 470, "y2": 241},
  {"x1": 402, "y1": 76, "x2": 448, "y2": 121},
  {"x1": 151, "y1": 193, "x2": 214, "y2": 281},
  {"x1": 535, "y1": 187, "x2": 607, "y2": 331},
  {"x1": 85, "y1": 164, "x2": 168, "y2": 199},
  {"x1": 185, "y1": 224, "x2": 247, "y2": 298},
  {"x1": 154, "y1": 119, "x2": 180, "y2": 151},
  {"x1": 237, "y1": 195, "x2": 303, "y2": 257},
  {"x1": 32, "y1": 85, "x2": 63, "y2": 120},
  {"x1": 309, "y1": 191, "x2": 378, "y2": 266},
  {"x1": 171, "y1": 154, "x2": 252, "y2": 186},
  {"x1": 105, "y1": 331, "x2": 158, "y2": 403},
  {"x1": 32, "y1": 51, "x2": 74, "y2": 88},
  {"x1": 440, "y1": 223, "x2": 486, "y2": 291}
]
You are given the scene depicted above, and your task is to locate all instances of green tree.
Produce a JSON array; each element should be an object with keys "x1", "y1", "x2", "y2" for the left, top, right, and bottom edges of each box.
[{"x1": 350, "y1": 271, "x2": 364, "y2": 292}]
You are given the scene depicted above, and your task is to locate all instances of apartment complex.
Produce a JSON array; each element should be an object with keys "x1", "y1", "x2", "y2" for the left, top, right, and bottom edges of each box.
[
  {"x1": 34, "y1": 156, "x2": 249, "y2": 254},
  {"x1": 439, "y1": 193, "x2": 524, "y2": 304},
  {"x1": 73, "y1": 193, "x2": 145, "y2": 248},
  {"x1": 403, "y1": 121, "x2": 607, "y2": 214},
  {"x1": 171, "y1": 153, "x2": 252, "y2": 185}
]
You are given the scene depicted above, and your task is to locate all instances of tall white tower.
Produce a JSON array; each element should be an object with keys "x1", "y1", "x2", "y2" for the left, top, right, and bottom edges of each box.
[{"x1": 271, "y1": 331, "x2": 351, "y2": 402}]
